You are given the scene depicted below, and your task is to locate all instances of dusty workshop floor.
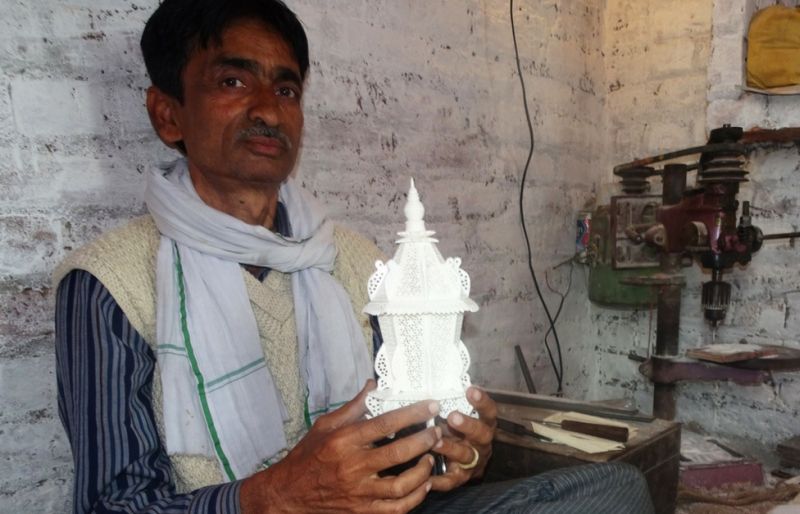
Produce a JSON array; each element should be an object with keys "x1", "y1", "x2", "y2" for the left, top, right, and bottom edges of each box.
[
  {"x1": 675, "y1": 481, "x2": 800, "y2": 514},
  {"x1": 677, "y1": 501, "x2": 784, "y2": 513}
]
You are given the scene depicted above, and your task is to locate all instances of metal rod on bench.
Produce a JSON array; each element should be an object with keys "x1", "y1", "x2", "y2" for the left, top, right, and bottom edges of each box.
[{"x1": 514, "y1": 345, "x2": 537, "y2": 394}]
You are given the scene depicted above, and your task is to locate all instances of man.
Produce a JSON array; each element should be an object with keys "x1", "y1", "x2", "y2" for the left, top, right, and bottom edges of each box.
[{"x1": 54, "y1": 1, "x2": 654, "y2": 513}]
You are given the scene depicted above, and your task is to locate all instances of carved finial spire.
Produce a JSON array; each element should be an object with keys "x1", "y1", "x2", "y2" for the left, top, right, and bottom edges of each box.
[{"x1": 404, "y1": 178, "x2": 427, "y2": 233}]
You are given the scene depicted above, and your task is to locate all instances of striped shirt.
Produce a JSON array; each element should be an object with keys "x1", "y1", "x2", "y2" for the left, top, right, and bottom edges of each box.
[
  {"x1": 55, "y1": 205, "x2": 319, "y2": 513},
  {"x1": 56, "y1": 269, "x2": 242, "y2": 513}
]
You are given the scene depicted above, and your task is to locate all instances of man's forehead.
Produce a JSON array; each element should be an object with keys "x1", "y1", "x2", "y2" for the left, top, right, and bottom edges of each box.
[{"x1": 182, "y1": 21, "x2": 300, "y2": 81}]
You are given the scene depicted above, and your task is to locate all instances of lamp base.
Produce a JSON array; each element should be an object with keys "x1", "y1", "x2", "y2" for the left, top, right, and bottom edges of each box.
[{"x1": 366, "y1": 388, "x2": 476, "y2": 419}]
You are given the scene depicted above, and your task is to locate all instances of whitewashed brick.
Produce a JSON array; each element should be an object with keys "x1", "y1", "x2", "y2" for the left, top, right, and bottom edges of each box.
[
  {"x1": 51, "y1": 4, "x2": 155, "y2": 38},
  {"x1": 1, "y1": 155, "x2": 143, "y2": 211},
  {"x1": 11, "y1": 79, "x2": 106, "y2": 136},
  {"x1": 652, "y1": 3, "x2": 711, "y2": 37},
  {"x1": 0, "y1": 214, "x2": 60, "y2": 276},
  {"x1": 0, "y1": 4, "x2": 50, "y2": 39},
  {"x1": 708, "y1": 36, "x2": 746, "y2": 97},
  {"x1": 646, "y1": 40, "x2": 700, "y2": 78},
  {"x1": 0, "y1": 80, "x2": 14, "y2": 145},
  {"x1": 713, "y1": 0, "x2": 748, "y2": 36},
  {"x1": 707, "y1": 96, "x2": 770, "y2": 128}
]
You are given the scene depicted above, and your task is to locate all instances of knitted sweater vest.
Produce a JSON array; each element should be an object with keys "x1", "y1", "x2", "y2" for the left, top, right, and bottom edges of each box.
[{"x1": 53, "y1": 215, "x2": 384, "y2": 493}]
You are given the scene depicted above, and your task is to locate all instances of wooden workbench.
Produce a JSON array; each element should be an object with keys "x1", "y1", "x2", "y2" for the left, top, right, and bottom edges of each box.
[{"x1": 484, "y1": 394, "x2": 681, "y2": 514}]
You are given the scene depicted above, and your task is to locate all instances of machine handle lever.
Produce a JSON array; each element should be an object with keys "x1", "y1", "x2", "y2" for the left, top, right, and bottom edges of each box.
[{"x1": 761, "y1": 231, "x2": 800, "y2": 241}]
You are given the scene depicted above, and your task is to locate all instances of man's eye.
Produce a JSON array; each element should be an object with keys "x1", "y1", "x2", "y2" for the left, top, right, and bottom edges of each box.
[
  {"x1": 222, "y1": 78, "x2": 245, "y2": 88},
  {"x1": 276, "y1": 86, "x2": 299, "y2": 98}
]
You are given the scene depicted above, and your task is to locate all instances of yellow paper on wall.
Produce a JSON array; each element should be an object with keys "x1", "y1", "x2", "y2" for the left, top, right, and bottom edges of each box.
[{"x1": 747, "y1": 6, "x2": 800, "y2": 90}]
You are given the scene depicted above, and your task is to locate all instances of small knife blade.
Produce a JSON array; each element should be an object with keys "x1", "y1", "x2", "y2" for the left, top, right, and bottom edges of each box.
[{"x1": 496, "y1": 417, "x2": 552, "y2": 442}]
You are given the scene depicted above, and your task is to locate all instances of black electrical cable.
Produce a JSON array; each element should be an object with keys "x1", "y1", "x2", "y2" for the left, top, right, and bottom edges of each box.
[
  {"x1": 544, "y1": 262, "x2": 574, "y2": 363},
  {"x1": 510, "y1": 0, "x2": 565, "y2": 394}
]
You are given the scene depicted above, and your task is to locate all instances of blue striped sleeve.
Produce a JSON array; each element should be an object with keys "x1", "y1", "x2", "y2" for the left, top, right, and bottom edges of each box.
[{"x1": 55, "y1": 269, "x2": 242, "y2": 514}]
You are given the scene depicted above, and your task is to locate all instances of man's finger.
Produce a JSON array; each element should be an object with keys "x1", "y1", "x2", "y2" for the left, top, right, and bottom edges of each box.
[
  {"x1": 351, "y1": 400, "x2": 440, "y2": 443},
  {"x1": 429, "y1": 467, "x2": 468, "y2": 492},
  {"x1": 370, "y1": 476, "x2": 432, "y2": 513},
  {"x1": 368, "y1": 453, "x2": 434, "y2": 499},
  {"x1": 468, "y1": 386, "x2": 497, "y2": 426},
  {"x1": 432, "y1": 437, "x2": 475, "y2": 467},
  {"x1": 447, "y1": 410, "x2": 493, "y2": 446},
  {"x1": 365, "y1": 425, "x2": 441, "y2": 472},
  {"x1": 316, "y1": 379, "x2": 376, "y2": 431}
]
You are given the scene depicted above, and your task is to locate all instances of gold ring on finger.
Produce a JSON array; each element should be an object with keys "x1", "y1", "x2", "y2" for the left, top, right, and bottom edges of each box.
[{"x1": 457, "y1": 444, "x2": 480, "y2": 470}]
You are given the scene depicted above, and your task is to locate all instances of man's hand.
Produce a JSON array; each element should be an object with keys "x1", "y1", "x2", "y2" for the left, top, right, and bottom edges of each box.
[
  {"x1": 241, "y1": 380, "x2": 441, "y2": 513},
  {"x1": 429, "y1": 386, "x2": 496, "y2": 492}
]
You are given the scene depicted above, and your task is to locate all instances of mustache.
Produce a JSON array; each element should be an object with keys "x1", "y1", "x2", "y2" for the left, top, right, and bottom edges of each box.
[{"x1": 238, "y1": 122, "x2": 292, "y2": 150}]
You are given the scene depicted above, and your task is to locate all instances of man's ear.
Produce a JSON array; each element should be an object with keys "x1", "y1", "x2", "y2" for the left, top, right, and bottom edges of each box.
[{"x1": 146, "y1": 86, "x2": 184, "y2": 150}]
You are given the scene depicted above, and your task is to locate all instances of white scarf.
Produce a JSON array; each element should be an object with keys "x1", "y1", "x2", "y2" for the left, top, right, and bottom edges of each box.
[{"x1": 144, "y1": 159, "x2": 372, "y2": 480}]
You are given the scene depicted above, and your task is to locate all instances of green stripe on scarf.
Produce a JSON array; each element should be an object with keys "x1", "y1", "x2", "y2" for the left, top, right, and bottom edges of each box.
[
  {"x1": 206, "y1": 358, "x2": 266, "y2": 390},
  {"x1": 174, "y1": 244, "x2": 236, "y2": 481}
]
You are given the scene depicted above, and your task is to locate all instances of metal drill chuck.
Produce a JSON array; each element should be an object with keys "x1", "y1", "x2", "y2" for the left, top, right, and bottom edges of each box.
[{"x1": 702, "y1": 280, "x2": 732, "y2": 327}]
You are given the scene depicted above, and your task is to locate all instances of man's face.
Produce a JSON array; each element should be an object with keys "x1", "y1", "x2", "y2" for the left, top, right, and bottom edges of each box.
[{"x1": 156, "y1": 18, "x2": 304, "y2": 187}]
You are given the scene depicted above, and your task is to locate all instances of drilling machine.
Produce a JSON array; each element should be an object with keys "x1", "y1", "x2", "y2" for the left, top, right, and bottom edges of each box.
[{"x1": 588, "y1": 125, "x2": 800, "y2": 419}]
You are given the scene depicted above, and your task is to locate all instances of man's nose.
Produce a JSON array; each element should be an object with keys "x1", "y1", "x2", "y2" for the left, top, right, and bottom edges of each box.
[{"x1": 247, "y1": 87, "x2": 282, "y2": 127}]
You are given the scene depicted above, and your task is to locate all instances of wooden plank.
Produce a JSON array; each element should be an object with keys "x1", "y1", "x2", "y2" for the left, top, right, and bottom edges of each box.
[
  {"x1": 487, "y1": 388, "x2": 652, "y2": 422},
  {"x1": 686, "y1": 343, "x2": 778, "y2": 363}
]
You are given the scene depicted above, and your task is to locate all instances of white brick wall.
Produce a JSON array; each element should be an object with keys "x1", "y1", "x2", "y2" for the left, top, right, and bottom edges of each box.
[{"x1": 11, "y1": 80, "x2": 106, "y2": 136}]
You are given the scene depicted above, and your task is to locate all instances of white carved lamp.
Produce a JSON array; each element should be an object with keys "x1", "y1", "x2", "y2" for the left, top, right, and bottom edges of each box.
[{"x1": 364, "y1": 179, "x2": 479, "y2": 421}]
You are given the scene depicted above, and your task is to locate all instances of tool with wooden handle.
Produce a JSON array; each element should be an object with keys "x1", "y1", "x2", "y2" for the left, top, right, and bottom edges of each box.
[
  {"x1": 559, "y1": 420, "x2": 629, "y2": 443},
  {"x1": 499, "y1": 416, "x2": 629, "y2": 444}
]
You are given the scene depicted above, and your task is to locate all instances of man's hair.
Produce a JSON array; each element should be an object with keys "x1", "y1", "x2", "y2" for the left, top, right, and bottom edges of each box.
[{"x1": 140, "y1": 0, "x2": 309, "y2": 102}]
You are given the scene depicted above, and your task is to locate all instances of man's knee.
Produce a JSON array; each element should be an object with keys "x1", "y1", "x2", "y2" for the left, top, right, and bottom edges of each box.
[
  {"x1": 527, "y1": 462, "x2": 653, "y2": 512},
  {"x1": 590, "y1": 462, "x2": 654, "y2": 513},
  {"x1": 602, "y1": 462, "x2": 649, "y2": 488}
]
